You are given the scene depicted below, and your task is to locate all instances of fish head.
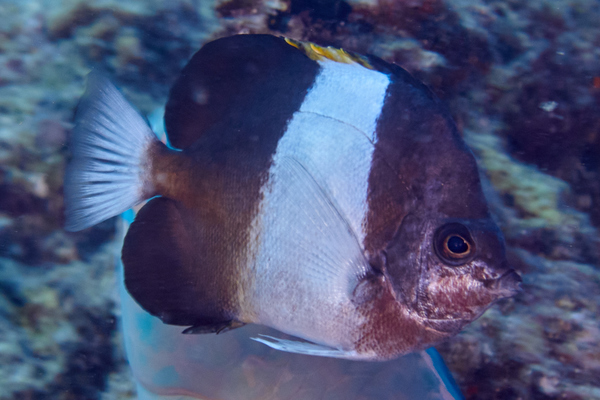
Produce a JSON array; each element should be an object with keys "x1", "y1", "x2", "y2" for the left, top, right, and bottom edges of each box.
[{"x1": 384, "y1": 214, "x2": 521, "y2": 335}]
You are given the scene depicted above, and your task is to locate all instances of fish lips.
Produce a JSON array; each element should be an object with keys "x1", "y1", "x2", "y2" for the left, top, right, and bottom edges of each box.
[
  {"x1": 490, "y1": 269, "x2": 522, "y2": 298},
  {"x1": 423, "y1": 318, "x2": 469, "y2": 335},
  {"x1": 424, "y1": 269, "x2": 521, "y2": 334}
]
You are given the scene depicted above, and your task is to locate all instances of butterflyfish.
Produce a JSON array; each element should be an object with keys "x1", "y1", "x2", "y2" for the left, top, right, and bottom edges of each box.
[{"x1": 65, "y1": 35, "x2": 521, "y2": 366}]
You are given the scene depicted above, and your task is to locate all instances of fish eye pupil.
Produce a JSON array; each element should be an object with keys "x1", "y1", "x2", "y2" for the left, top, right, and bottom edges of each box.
[{"x1": 447, "y1": 235, "x2": 468, "y2": 254}]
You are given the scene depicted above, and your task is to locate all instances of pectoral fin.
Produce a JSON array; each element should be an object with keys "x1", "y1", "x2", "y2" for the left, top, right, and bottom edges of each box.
[{"x1": 269, "y1": 157, "x2": 371, "y2": 294}]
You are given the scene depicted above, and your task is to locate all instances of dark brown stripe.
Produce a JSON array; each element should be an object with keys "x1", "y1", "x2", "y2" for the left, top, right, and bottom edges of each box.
[
  {"x1": 165, "y1": 34, "x2": 320, "y2": 151},
  {"x1": 123, "y1": 35, "x2": 321, "y2": 328},
  {"x1": 363, "y1": 56, "x2": 490, "y2": 258}
]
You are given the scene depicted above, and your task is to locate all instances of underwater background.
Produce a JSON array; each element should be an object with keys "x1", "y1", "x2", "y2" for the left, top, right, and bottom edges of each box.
[{"x1": 0, "y1": 0, "x2": 599, "y2": 399}]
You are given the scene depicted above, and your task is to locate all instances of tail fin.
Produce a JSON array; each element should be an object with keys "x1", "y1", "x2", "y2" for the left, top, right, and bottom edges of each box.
[{"x1": 64, "y1": 73, "x2": 158, "y2": 232}]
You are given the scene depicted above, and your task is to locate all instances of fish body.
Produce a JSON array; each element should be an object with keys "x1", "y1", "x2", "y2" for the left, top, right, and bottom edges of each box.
[{"x1": 65, "y1": 34, "x2": 520, "y2": 361}]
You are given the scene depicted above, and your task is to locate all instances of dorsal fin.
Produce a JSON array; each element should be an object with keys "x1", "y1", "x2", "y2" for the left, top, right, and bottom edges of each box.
[
  {"x1": 164, "y1": 34, "x2": 320, "y2": 149},
  {"x1": 284, "y1": 37, "x2": 375, "y2": 69}
]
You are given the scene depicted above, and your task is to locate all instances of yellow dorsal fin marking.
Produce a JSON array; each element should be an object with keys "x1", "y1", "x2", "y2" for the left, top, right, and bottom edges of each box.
[{"x1": 284, "y1": 37, "x2": 374, "y2": 70}]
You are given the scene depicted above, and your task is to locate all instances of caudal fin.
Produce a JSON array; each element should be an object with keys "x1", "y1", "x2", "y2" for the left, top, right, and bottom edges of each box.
[{"x1": 64, "y1": 73, "x2": 158, "y2": 232}]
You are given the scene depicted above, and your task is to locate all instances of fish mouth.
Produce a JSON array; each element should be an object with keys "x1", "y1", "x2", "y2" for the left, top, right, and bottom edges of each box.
[
  {"x1": 493, "y1": 269, "x2": 522, "y2": 297},
  {"x1": 423, "y1": 318, "x2": 469, "y2": 334}
]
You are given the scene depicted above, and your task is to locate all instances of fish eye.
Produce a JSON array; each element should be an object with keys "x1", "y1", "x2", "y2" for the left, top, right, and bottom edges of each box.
[
  {"x1": 434, "y1": 223, "x2": 475, "y2": 266},
  {"x1": 445, "y1": 235, "x2": 469, "y2": 255}
]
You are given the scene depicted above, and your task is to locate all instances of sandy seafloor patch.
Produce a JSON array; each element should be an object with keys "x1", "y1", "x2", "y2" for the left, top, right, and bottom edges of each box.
[{"x1": 0, "y1": 0, "x2": 599, "y2": 399}]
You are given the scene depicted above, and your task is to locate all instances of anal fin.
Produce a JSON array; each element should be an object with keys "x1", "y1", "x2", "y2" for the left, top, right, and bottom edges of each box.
[{"x1": 123, "y1": 197, "x2": 235, "y2": 332}]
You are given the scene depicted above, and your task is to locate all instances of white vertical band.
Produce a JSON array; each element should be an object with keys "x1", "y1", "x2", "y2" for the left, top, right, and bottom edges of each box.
[
  {"x1": 244, "y1": 60, "x2": 391, "y2": 345},
  {"x1": 274, "y1": 60, "x2": 390, "y2": 241}
]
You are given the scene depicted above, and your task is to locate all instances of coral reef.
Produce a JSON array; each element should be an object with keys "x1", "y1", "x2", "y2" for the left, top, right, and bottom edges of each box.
[{"x1": 1, "y1": 0, "x2": 598, "y2": 398}]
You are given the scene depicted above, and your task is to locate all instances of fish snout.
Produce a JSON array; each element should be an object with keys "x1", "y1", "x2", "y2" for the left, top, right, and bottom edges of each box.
[{"x1": 492, "y1": 269, "x2": 522, "y2": 297}]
